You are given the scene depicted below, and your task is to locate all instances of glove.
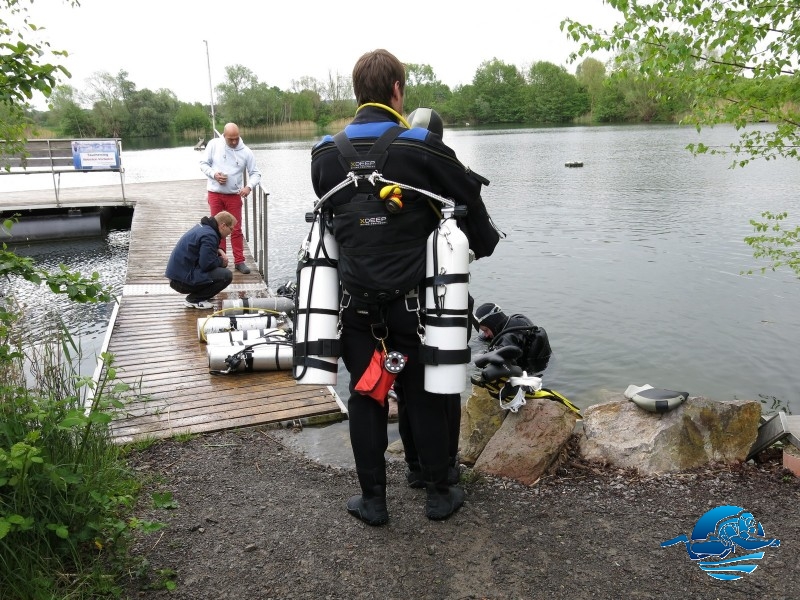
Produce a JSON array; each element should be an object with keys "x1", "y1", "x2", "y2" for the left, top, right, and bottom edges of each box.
[
  {"x1": 479, "y1": 362, "x2": 523, "y2": 384},
  {"x1": 474, "y1": 345, "x2": 522, "y2": 368}
]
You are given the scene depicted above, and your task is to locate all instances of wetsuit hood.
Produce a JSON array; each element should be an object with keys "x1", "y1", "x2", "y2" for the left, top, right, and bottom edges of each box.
[{"x1": 475, "y1": 302, "x2": 507, "y2": 336}]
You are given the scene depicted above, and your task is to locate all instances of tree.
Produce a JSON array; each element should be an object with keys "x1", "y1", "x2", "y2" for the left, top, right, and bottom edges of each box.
[
  {"x1": 471, "y1": 58, "x2": 526, "y2": 123},
  {"x1": 745, "y1": 211, "x2": 800, "y2": 278},
  {"x1": 0, "y1": 0, "x2": 77, "y2": 166},
  {"x1": 440, "y1": 84, "x2": 475, "y2": 125},
  {"x1": 562, "y1": 1, "x2": 800, "y2": 276},
  {"x1": 561, "y1": 0, "x2": 800, "y2": 166},
  {"x1": 215, "y1": 64, "x2": 258, "y2": 124},
  {"x1": 575, "y1": 57, "x2": 606, "y2": 114},
  {"x1": 46, "y1": 84, "x2": 94, "y2": 136},
  {"x1": 287, "y1": 89, "x2": 319, "y2": 122},
  {"x1": 404, "y1": 63, "x2": 451, "y2": 112},
  {"x1": 322, "y1": 70, "x2": 354, "y2": 121},
  {"x1": 526, "y1": 61, "x2": 589, "y2": 123},
  {"x1": 127, "y1": 88, "x2": 178, "y2": 136},
  {"x1": 174, "y1": 102, "x2": 210, "y2": 133},
  {"x1": 85, "y1": 70, "x2": 132, "y2": 137}
]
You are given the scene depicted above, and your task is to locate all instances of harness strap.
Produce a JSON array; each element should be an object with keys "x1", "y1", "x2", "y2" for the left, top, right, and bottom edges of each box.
[
  {"x1": 294, "y1": 339, "x2": 341, "y2": 358},
  {"x1": 334, "y1": 126, "x2": 405, "y2": 174},
  {"x1": 301, "y1": 256, "x2": 338, "y2": 268},
  {"x1": 294, "y1": 307, "x2": 339, "y2": 317},
  {"x1": 419, "y1": 345, "x2": 472, "y2": 366},
  {"x1": 425, "y1": 313, "x2": 469, "y2": 328},
  {"x1": 423, "y1": 273, "x2": 470, "y2": 287},
  {"x1": 293, "y1": 355, "x2": 339, "y2": 373}
]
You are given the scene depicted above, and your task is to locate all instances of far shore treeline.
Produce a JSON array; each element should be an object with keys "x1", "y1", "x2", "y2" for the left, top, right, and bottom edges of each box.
[{"x1": 26, "y1": 58, "x2": 798, "y2": 142}]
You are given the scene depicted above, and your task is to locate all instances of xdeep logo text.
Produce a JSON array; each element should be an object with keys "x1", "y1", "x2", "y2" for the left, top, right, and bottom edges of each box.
[
  {"x1": 360, "y1": 217, "x2": 387, "y2": 226},
  {"x1": 349, "y1": 160, "x2": 376, "y2": 170}
]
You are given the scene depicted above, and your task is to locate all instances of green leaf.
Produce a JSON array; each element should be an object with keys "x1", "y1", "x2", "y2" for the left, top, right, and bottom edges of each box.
[
  {"x1": 152, "y1": 492, "x2": 179, "y2": 509},
  {"x1": 0, "y1": 520, "x2": 10, "y2": 540}
]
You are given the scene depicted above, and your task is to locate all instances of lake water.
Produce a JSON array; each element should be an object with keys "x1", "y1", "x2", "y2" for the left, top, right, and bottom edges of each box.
[{"x1": 3, "y1": 124, "x2": 799, "y2": 416}]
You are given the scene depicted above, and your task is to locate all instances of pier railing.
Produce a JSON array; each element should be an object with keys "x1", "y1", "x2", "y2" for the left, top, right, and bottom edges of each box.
[{"x1": 242, "y1": 184, "x2": 269, "y2": 283}]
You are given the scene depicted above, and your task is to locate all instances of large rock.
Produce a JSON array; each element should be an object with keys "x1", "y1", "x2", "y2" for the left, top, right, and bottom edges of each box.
[
  {"x1": 580, "y1": 396, "x2": 761, "y2": 474},
  {"x1": 458, "y1": 385, "x2": 507, "y2": 465},
  {"x1": 473, "y1": 398, "x2": 576, "y2": 485}
]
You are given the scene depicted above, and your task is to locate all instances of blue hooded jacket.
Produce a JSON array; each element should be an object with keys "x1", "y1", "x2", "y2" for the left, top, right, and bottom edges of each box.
[{"x1": 164, "y1": 216, "x2": 224, "y2": 286}]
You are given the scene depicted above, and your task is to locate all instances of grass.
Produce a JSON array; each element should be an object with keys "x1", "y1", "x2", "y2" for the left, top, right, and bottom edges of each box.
[{"x1": 171, "y1": 431, "x2": 199, "y2": 443}]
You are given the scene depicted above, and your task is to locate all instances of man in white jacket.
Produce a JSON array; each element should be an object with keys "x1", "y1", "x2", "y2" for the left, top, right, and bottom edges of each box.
[{"x1": 199, "y1": 122, "x2": 262, "y2": 274}]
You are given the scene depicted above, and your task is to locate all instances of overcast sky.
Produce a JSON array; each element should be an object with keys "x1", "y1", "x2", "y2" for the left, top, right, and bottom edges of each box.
[{"x1": 23, "y1": 0, "x2": 621, "y2": 108}]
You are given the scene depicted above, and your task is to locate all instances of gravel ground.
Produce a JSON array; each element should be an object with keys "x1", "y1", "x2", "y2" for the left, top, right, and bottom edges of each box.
[{"x1": 122, "y1": 427, "x2": 799, "y2": 600}]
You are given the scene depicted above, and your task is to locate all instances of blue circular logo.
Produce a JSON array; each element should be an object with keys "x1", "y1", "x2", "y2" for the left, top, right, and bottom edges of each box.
[{"x1": 661, "y1": 505, "x2": 781, "y2": 581}]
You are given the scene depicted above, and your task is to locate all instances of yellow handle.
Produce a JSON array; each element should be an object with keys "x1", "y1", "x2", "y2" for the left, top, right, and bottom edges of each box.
[{"x1": 379, "y1": 185, "x2": 401, "y2": 199}]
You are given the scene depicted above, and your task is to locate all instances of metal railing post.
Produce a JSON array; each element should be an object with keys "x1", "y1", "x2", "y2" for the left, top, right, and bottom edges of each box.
[
  {"x1": 261, "y1": 191, "x2": 269, "y2": 284},
  {"x1": 251, "y1": 186, "x2": 258, "y2": 262}
]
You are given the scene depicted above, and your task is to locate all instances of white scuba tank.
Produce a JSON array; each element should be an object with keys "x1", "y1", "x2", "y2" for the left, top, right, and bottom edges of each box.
[
  {"x1": 423, "y1": 212, "x2": 470, "y2": 393},
  {"x1": 207, "y1": 342, "x2": 294, "y2": 372},
  {"x1": 293, "y1": 213, "x2": 340, "y2": 385},
  {"x1": 197, "y1": 314, "x2": 291, "y2": 342},
  {"x1": 204, "y1": 328, "x2": 286, "y2": 346},
  {"x1": 221, "y1": 296, "x2": 295, "y2": 315}
]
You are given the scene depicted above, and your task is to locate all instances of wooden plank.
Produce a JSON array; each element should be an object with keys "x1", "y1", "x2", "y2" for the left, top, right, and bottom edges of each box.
[{"x1": 87, "y1": 180, "x2": 344, "y2": 442}]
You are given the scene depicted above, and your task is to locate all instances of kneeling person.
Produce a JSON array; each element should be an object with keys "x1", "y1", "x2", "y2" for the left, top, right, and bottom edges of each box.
[{"x1": 165, "y1": 211, "x2": 236, "y2": 309}]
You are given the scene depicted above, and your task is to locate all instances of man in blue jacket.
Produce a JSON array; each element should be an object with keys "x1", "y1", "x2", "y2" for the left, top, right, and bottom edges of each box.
[{"x1": 165, "y1": 211, "x2": 236, "y2": 309}]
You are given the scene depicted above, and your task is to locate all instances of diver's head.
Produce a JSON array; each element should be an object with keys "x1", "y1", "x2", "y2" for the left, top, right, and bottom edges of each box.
[
  {"x1": 407, "y1": 107, "x2": 443, "y2": 136},
  {"x1": 352, "y1": 49, "x2": 406, "y2": 108},
  {"x1": 474, "y1": 302, "x2": 507, "y2": 339}
]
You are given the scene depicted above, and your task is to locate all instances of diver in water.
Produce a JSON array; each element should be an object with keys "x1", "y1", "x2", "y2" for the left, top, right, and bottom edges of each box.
[
  {"x1": 473, "y1": 302, "x2": 552, "y2": 377},
  {"x1": 469, "y1": 301, "x2": 568, "y2": 413}
]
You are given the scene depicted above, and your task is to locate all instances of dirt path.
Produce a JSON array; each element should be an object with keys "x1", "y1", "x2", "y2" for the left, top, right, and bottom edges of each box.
[{"x1": 123, "y1": 428, "x2": 799, "y2": 600}]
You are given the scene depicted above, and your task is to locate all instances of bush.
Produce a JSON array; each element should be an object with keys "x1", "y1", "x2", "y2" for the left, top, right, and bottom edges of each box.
[{"x1": 0, "y1": 227, "x2": 159, "y2": 598}]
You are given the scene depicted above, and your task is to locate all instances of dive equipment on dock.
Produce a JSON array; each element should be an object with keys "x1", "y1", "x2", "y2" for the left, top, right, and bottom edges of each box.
[
  {"x1": 204, "y1": 327, "x2": 286, "y2": 346},
  {"x1": 208, "y1": 339, "x2": 293, "y2": 373},
  {"x1": 197, "y1": 313, "x2": 292, "y2": 341},
  {"x1": 221, "y1": 296, "x2": 295, "y2": 315}
]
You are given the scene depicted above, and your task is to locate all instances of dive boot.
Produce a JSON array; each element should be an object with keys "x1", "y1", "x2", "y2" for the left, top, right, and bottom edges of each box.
[
  {"x1": 347, "y1": 468, "x2": 388, "y2": 526},
  {"x1": 423, "y1": 464, "x2": 465, "y2": 520},
  {"x1": 406, "y1": 463, "x2": 425, "y2": 489},
  {"x1": 407, "y1": 460, "x2": 460, "y2": 488},
  {"x1": 346, "y1": 488, "x2": 388, "y2": 526}
]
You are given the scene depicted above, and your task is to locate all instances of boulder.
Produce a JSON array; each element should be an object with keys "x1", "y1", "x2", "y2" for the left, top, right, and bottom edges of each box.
[
  {"x1": 579, "y1": 396, "x2": 761, "y2": 474},
  {"x1": 458, "y1": 385, "x2": 507, "y2": 465},
  {"x1": 473, "y1": 398, "x2": 577, "y2": 485}
]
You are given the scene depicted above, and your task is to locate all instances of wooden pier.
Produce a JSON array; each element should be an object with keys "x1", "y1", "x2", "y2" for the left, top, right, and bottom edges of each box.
[{"x1": 0, "y1": 180, "x2": 345, "y2": 443}]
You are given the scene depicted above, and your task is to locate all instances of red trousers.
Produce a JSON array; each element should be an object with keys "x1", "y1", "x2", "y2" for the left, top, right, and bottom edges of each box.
[{"x1": 208, "y1": 191, "x2": 245, "y2": 265}]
